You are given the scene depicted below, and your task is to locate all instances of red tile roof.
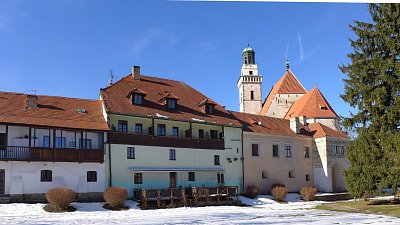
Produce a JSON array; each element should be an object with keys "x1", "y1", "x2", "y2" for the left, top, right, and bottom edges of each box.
[
  {"x1": 285, "y1": 86, "x2": 339, "y2": 119},
  {"x1": 230, "y1": 111, "x2": 311, "y2": 138},
  {"x1": 101, "y1": 74, "x2": 241, "y2": 127},
  {"x1": 0, "y1": 91, "x2": 109, "y2": 131},
  {"x1": 259, "y1": 69, "x2": 306, "y2": 115},
  {"x1": 308, "y1": 122, "x2": 348, "y2": 139}
]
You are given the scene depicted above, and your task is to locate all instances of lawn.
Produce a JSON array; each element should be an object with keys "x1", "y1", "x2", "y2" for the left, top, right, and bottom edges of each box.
[
  {"x1": 0, "y1": 194, "x2": 399, "y2": 224},
  {"x1": 315, "y1": 199, "x2": 400, "y2": 218}
]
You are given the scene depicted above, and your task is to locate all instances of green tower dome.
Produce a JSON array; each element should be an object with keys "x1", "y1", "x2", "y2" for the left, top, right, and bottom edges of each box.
[{"x1": 242, "y1": 44, "x2": 255, "y2": 65}]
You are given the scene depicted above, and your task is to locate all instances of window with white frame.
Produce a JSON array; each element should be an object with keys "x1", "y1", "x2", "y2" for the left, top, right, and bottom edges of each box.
[
  {"x1": 169, "y1": 149, "x2": 176, "y2": 160},
  {"x1": 285, "y1": 145, "x2": 292, "y2": 157}
]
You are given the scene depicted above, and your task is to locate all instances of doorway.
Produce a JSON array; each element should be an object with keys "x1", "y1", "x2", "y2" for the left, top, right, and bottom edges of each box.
[
  {"x1": 169, "y1": 172, "x2": 176, "y2": 188},
  {"x1": 0, "y1": 170, "x2": 4, "y2": 194}
]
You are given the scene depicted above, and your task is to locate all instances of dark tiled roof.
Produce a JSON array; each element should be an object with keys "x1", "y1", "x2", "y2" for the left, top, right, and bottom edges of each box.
[
  {"x1": 0, "y1": 91, "x2": 109, "y2": 131},
  {"x1": 230, "y1": 111, "x2": 311, "y2": 138},
  {"x1": 101, "y1": 74, "x2": 241, "y2": 127}
]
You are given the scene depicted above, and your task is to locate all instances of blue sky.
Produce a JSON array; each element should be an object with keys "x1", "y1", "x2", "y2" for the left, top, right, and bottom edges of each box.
[{"x1": 0, "y1": 1, "x2": 371, "y2": 117}]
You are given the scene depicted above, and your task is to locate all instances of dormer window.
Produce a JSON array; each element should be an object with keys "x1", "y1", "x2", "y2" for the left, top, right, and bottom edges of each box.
[
  {"x1": 205, "y1": 104, "x2": 215, "y2": 114},
  {"x1": 197, "y1": 98, "x2": 217, "y2": 115},
  {"x1": 133, "y1": 94, "x2": 143, "y2": 105},
  {"x1": 126, "y1": 88, "x2": 147, "y2": 106},
  {"x1": 167, "y1": 99, "x2": 177, "y2": 109}
]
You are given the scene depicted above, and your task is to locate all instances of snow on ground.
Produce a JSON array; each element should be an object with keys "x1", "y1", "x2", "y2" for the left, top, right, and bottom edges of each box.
[{"x1": 0, "y1": 194, "x2": 399, "y2": 225}]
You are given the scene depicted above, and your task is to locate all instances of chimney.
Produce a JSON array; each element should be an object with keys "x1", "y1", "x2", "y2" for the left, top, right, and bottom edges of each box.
[
  {"x1": 26, "y1": 95, "x2": 38, "y2": 109},
  {"x1": 132, "y1": 66, "x2": 140, "y2": 80},
  {"x1": 299, "y1": 115, "x2": 307, "y2": 125},
  {"x1": 290, "y1": 117, "x2": 300, "y2": 134}
]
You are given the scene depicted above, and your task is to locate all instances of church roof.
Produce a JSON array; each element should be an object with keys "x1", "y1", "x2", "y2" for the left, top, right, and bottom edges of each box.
[
  {"x1": 101, "y1": 74, "x2": 241, "y2": 127},
  {"x1": 259, "y1": 69, "x2": 306, "y2": 115},
  {"x1": 308, "y1": 122, "x2": 348, "y2": 139},
  {"x1": 285, "y1": 86, "x2": 338, "y2": 119}
]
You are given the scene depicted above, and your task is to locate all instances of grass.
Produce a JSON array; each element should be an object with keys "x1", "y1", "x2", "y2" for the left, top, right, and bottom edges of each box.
[
  {"x1": 315, "y1": 200, "x2": 400, "y2": 217},
  {"x1": 43, "y1": 204, "x2": 77, "y2": 213},
  {"x1": 102, "y1": 203, "x2": 129, "y2": 211}
]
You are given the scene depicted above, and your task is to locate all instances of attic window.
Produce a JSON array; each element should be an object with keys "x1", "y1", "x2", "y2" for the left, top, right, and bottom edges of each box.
[
  {"x1": 167, "y1": 99, "x2": 177, "y2": 109},
  {"x1": 133, "y1": 94, "x2": 143, "y2": 105},
  {"x1": 126, "y1": 88, "x2": 147, "y2": 106},
  {"x1": 78, "y1": 109, "x2": 87, "y2": 113},
  {"x1": 319, "y1": 105, "x2": 328, "y2": 110},
  {"x1": 205, "y1": 104, "x2": 215, "y2": 114}
]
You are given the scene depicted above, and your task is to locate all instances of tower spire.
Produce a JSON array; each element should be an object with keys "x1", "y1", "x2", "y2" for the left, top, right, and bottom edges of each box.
[{"x1": 285, "y1": 57, "x2": 290, "y2": 70}]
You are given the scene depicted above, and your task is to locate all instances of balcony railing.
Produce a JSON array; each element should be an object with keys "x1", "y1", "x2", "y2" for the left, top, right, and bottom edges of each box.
[
  {"x1": 109, "y1": 132, "x2": 225, "y2": 150},
  {"x1": 0, "y1": 146, "x2": 103, "y2": 163}
]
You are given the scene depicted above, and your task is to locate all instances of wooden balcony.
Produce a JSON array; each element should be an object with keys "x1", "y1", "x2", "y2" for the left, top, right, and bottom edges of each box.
[
  {"x1": 0, "y1": 146, "x2": 104, "y2": 163},
  {"x1": 109, "y1": 132, "x2": 225, "y2": 150}
]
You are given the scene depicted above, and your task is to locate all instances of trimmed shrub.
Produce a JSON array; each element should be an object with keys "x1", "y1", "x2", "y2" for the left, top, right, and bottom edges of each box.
[
  {"x1": 300, "y1": 187, "x2": 317, "y2": 201},
  {"x1": 271, "y1": 183, "x2": 288, "y2": 202},
  {"x1": 46, "y1": 187, "x2": 76, "y2": 211},
  {"x1": 103, "y1": 187, "x2": 128, "y2": 208},
  {"x1": 245, "y1": 185, "x2": 260, "y2": 199}
]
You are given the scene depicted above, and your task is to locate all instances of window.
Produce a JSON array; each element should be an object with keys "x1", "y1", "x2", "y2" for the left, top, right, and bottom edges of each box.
[
  {"x1": 118, "y1": 120, "x2": 128, "y2": 133},
  {"x1": 127, "y1": 147, "x2": 135, "y2": 159},
  {"x1": 79, "y1": 139, "x2": 92, "y2": 149},
  {"x1": 55, "y1": 137, "x2": 66, "y2": 148},
  {"x1": 217, "y1": 173, "x2": 225, "y2": 184},
  {"x1": 205, "y1": 104, "x2": 215, "y2": 114},
  {"x1": 172, "y1": 127, "x2": 179, "y2": 137},
  {"x1": 289, "y1": 170, "x2": 295, "y2": 178},
  {"x1": 306, "y1": 174, "x2": 310, "y2": 182},
  {"x1": 304, "y1": 147, "x2": 310, "y2": 158},
  {"x1": 250, "y1": 91, "x2": 254, "y2": 100},
  {"x1": 133, "y1": 94, "x2": 143, "y2": 105},
  {"x1": 87, "y1": 171, "x2": 97, "y2": 182},
  {"x1": 169, "y1": 149, "x2": 176, "y2": 160},
  {"x1": 43, "y1": 136, "x2": 50, "y2": 148},
  {"x1": 249, "y1": 70, "x2": 253, "y2": 75},
  {"x1": 157, "y1": 124, "x2": 166, "y2": 136},
  {"x1": 262, "y1": 170, "x2": 268, "y2": 179},
  {"x1": 167, "y1": 99, "x2": 177, "y2": 109},
  {"x1": 134, "y1": 173, "x2": 143, "y2": 184},
  {"x1": 210, "y1": 130, "x2": 218, "y2": 139},
  {"x1": 214, "y1": 155, "x2": 220, "y2": 165},
  {"x1": 285, "y1": 145, "x2": 292, "y2": 157},
  {"x1": 335, "y1": 145, "x2": 339, "y2": 154},
  {"x1": 340, "y1": 146, "x2": 345, "y2": 154},
  {"x1": 198, "y1": 129, "x2": 204, "y2": 139},
  {"x1": 135, "y1": 123, "x2": 143, "y2": 134},
  {"x1": 188, "y1": 172, "x2": 195, "y2": 181},
  {"x1": 272, "y1": 144, "x2": 279, "y2": 157},
  {"x1": 252, "y1": 143, "x2": 259, "y2": 156},
  {"x1": 40, "y1": 170, "x2": 52, "y2": 182}
]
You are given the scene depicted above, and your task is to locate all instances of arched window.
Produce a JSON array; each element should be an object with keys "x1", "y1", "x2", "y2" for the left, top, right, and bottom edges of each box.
[{"x1": 250, "y1": 91, "x2": 254, "y2": 100}]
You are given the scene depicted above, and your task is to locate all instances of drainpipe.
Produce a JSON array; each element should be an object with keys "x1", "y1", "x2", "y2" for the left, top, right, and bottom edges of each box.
[
  {"x1": 241, "y1": 129, "x2": 244, "y2": 194},
  {"x1": 108, "y1": 131, "x2": 112, "y2": 187}
]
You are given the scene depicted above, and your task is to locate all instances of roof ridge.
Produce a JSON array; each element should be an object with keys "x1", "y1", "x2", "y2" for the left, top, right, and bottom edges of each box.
[
  {"x1": 0, "y1": 91, "x2": 101, "y2": 102},
  {"x1": 287, "y1": 69, "x2": 307, "y2": 93}
]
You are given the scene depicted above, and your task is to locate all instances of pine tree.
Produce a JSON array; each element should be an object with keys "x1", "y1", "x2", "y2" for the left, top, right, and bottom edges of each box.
[{"x1": 340, "y1": 4, "x2": 400, "y2": 198}]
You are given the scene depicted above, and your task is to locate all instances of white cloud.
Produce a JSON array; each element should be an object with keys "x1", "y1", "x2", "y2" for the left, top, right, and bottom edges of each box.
[
  {"x1": 297, "y1": 32, "x2": 304, "y2": 62},
  {"x1": 131, "y1": 28, "x2": 178, "y2": 58}
]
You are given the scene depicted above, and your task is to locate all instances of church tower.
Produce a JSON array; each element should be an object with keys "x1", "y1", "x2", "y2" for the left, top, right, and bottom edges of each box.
[{"x1": 238, "y1": 45, "x2": 262, "y2": 114}]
